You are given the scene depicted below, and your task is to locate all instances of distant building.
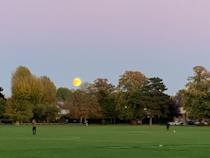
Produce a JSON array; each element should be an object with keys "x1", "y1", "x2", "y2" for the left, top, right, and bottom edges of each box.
[
  {"x1": 57, "y1": 101, "x2": 70, "y2": 116},
  {"x1": 174, "y1": 107, "x2": 187, "y2": 124}
]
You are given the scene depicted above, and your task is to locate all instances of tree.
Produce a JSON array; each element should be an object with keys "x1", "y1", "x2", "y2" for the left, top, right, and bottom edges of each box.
[
  {"x1": 32, "y1": 104, "x2": 46, "y2": 121},
  {"x1": 168, "y1": 95, "x2": 181, "y2": 121},
  {"x1": 68, "y1": 90, "x2": 102, "y2": 122},
  {"x1": 43, "y1": 105, "x2": 59, "y2": 122},
  {"x1": 143, "y1": 77, "x2": 167, "y2": 94},
  {"x1": 5, "y1": 98, "x2": 33, "y2": 123},
  {"x1": 12, "y1": 66, "x2": 43, "y2": 105},
  {"x1": 90, "y1": 78, "x2": 117, "y2": 122},
  {"x1": 40, "y1": 76, "x2": 57, "y2": 104},
  {"x1": 115, "y1": 71, "x2": 147, "y2": 122},
  {"x1": 118, "y1": 71, "x2": 147, "y2": 92},
  {"x1": 56, "y1": 87, "x2": 73, "y2": 102},
  {"x1": 32, "y1": 104, "x2": 58, "y2": 122},
  {"x1": 139, "y1": 77, "x2": 170, "y2": 125},
  {"x1": 9, "y1": 66, "x2": 38, "y2": 122},
  {"x1": 11, "y1": 66, "x2": 42, "y2": 122},
  {"x1": 10, "y1": 66, "x2": 59, "y2": 122},
  {"x1": 115, "y1": 91, "x2": 134, "y2": 120},
  {"x1": 0, "y1": 87, "x2": 6, "y2": 118},
  {"x1": 0, "y1": 87, "x2": 5, "y2": 99},
  {"x1": 180, "y1": 66, "x2": 210, "y2": 120},
  {"x1": 32, "y1": 76, "x2": 58, "y2": 122},
  {"x1": 0, "y1": 98, "x2": 6, "y2": 119}
]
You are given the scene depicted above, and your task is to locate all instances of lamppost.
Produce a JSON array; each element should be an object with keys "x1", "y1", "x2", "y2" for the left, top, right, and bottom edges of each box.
[{"x1": 124, "y1": 105, "x2": 128, "y2": 123}]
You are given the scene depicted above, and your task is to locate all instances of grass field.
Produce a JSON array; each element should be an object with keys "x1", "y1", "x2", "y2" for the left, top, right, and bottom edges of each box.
[{"x1": 0, "y1": 125, "x2": 210, "y2": 158}]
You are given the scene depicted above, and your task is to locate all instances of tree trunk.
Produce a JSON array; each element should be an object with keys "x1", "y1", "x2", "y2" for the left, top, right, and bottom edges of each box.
[
  {"x1": 113, "y1": 118, "x2": 116, "y2": 124},
  {"x1": 149, "y1": 117, "x2": 153, "y2": 126},
  {"x1": 80, "y1": 117, "x2": 83, "y2": 123}
]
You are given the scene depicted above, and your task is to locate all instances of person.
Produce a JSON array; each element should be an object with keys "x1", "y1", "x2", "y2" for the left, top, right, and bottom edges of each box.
[
  {"x1": 32, "y1": 119, "x2": 37, "y2": 135},
  {"x1": 166, "y1": 121, "x2": 170, "y2": 131}
]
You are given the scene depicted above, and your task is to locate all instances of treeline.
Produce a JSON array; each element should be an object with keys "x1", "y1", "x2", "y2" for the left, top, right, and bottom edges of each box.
[
  {"x1": 1, "y1": 65, "x2": 210, "y2": 124},
  {"x1": 57, "y1": 74, "x2": 179, "y2": 125}
]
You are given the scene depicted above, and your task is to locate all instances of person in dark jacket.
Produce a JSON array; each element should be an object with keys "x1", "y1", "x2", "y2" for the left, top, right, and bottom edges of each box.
[{"x1": 32, "y1": 119, "x2": 37, "y2": 135}]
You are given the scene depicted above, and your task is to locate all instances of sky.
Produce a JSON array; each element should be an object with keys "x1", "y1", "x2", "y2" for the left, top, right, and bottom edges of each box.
[{"x1": 1, "y1": 0, "x2": 210, "y2": 97}]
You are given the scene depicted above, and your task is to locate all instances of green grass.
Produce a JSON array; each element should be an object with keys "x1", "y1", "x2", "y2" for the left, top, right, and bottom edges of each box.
[{"x1": 0, "y1": 125, "x2": 210, "y2": 158}]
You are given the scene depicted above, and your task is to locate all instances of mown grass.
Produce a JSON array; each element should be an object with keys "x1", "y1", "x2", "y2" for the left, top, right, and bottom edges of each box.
[{"x1": 0, "y1": 125, "x2": 210, "y2": 158}]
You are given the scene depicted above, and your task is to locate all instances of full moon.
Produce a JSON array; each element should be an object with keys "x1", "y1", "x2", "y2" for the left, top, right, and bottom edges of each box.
[{"x1": 72, "y1": 77, "x2": 82, "y2": 87}]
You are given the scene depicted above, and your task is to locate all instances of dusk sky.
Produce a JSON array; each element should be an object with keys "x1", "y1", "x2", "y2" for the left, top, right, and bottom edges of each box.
[{"x1": 1, "y1": 0, "x2": 210, "y2": 96}]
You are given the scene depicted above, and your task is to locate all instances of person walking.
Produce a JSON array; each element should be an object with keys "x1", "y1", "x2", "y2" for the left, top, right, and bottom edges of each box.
[{"x1": 32, "y1": 119, "x2": 37, "y2": 135}]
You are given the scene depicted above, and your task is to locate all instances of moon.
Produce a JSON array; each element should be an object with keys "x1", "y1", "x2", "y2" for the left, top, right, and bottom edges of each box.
[{"x1": 72, "y1": 77, "x2": 82, "y2": 87}]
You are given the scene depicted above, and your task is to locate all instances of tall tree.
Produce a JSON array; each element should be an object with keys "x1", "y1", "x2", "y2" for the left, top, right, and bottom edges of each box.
[
  {"x1": 116, "y1": 71, "x2": 147, "y2": 122},
  {"x1": 90, "y1": 78, "x2": 116, "y2": 123},
  {"x1": 139, "y1": 77, "x2": 170, "y2": 125},
  {"x1": 9, "y1": 66, "x2": 38, "y2": 122},
  {"x1": 9, "y1": 66, "x2": 59, "y2": 122},
  {"x1": 40, "y1": 76, "x2": 57, "y2": 104},
  {"x1": 68, "y1": 90, "x2": 102, "y2": 122},
  {"x1": 118, "y1": 71, "x2": 147, "y2": 92},
  {"x1": 180, "y1": 66, "x2": 210, "y2": 119},
  {"x1": 12, "y1": 66, "x2": 42, "y2": 104},
  {"x1": 32, "y1": 76, "x2": 58, "y2": 121}
]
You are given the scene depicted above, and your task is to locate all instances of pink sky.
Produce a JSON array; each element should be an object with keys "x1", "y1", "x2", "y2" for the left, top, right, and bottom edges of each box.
[
  {"x1": 1, "y1": 0, "x2": 210, "y2": 96},
  {"x1": 1, "y1": 0, "x2": 210, "y2": 48}
]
